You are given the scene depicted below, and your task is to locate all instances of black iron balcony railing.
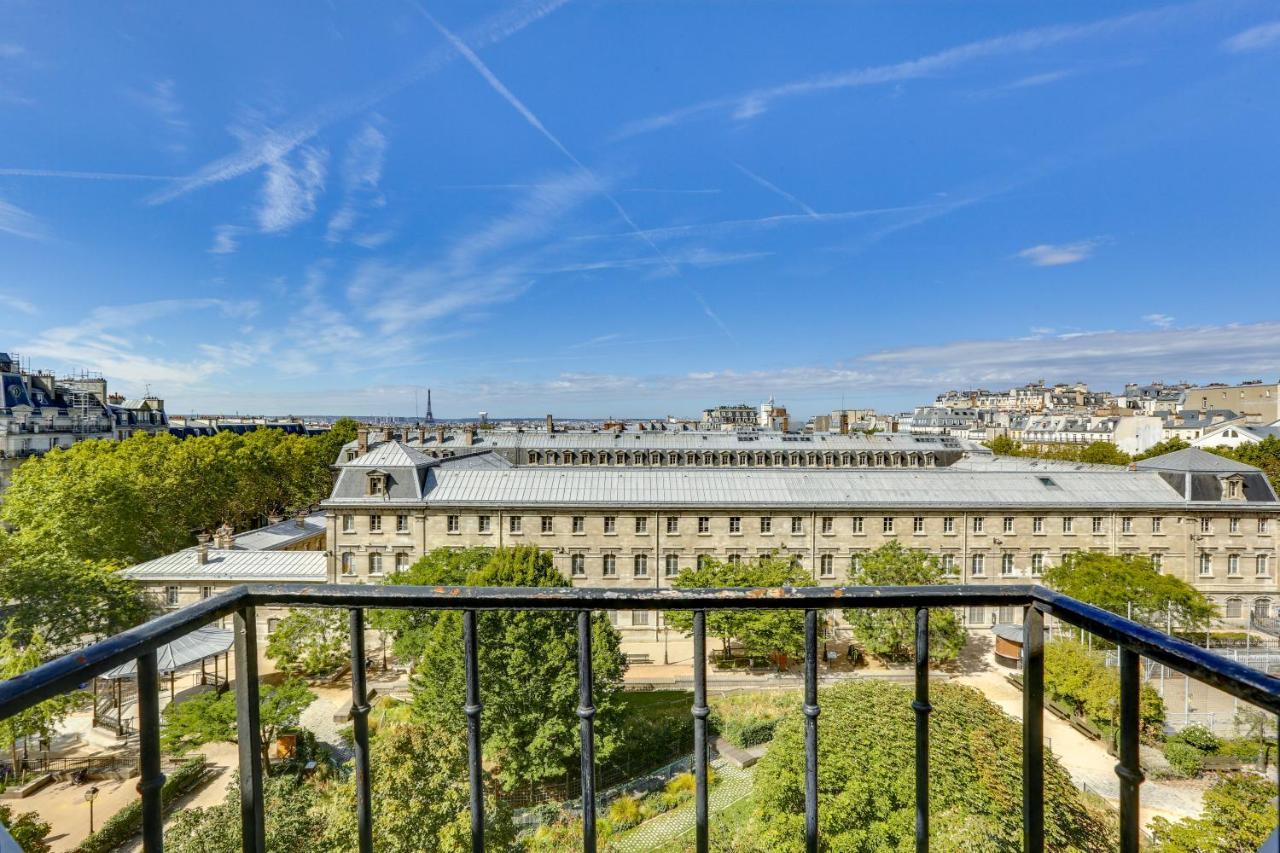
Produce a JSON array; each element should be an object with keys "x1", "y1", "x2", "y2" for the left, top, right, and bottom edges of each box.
[{"x1": 1, "y1": 583, "x2": 1278, "y2": 853}]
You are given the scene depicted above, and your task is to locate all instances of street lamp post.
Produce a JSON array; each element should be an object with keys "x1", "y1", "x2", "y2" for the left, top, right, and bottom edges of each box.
[{"x1": 84, "y1": 785, "x2": 99, "y2": 835}]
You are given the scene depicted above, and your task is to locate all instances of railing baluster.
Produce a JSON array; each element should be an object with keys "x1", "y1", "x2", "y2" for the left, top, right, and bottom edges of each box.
[
  {"x1": 463, "y1": 609, "x2": 484, "y2": 852},
  {"x1": 1116, "y1": 647, "x2": 1145, "y2": 853},
  {"x1": 913, "y1": 607, "x2": 931, "y2": 853},
  {"x1": 349, "y1": 608, "x2": 373, "y2": 853},
  {"x1": 1022, "y1": 604, "x2": 1044, "y2": 853},
  {"x1": 234, "y1": 607, "x2": 265, "y2": 853},
  {"x1": 803, "y1": 609, "x2": 820, "y2": 853},
  {"x1": 136, "y1": 650, "x2": 164, "y2": 852},
  {"x1": 693, "y1": 609, "x2": 709, "y2": 853},
  {"x1": 577, "y1": 610, "x2": 596, "y2": 852}
]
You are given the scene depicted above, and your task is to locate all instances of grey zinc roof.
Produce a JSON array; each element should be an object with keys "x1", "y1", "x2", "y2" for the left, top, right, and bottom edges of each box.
[
  {"x1": 410, "y1": 467, "x2": 1197, "y2": 509},
  {"x1": 1135, "y1": 448, "x2": 1260, "y2": 473},
  {"x1": 343, "y1": 441, "x2": 434, "y2": 468},
  {"x1": 347, "y1": 430, "x2": 971, "y2": 454},
  {"x1": 102, "y1": 626, "x2": 235, "y2": 679},
  {"x1": 232, "y1": 511, "x2": 326, "y2": 550},
  {"x1": 121, "y1": 550, "x2": 326, "y2": 582}
]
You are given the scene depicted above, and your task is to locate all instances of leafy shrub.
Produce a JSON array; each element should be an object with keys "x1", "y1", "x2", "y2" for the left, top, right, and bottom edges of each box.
[
  {"x1": 1044, "y1": 640, "x2": 1165, "y2": 742},
  {"x1": 1217, "y1": 736, "x2": 1263, "y2": 762},
  {"x1": 711, "y1": 690, "x2": 799, "y2": 748},
  {"x1": 0, "y1": 803, "x2": 51, "y2": 852},
  {"x1": 1163, "y1": 741, "x2": 1205, "y2": 778},
  {"x1": 608, "y1": 793, "x2": 643, "y2": 830},
  {"x1": 1167, "y1": 724, "x2": 1218, "y2": 754},
  {"x1": 78, "y1": 758, "x2": 208, "y2": 853},
  {"x1": 1151, "y1": 773, "x2": 1276, "y2": 851}
]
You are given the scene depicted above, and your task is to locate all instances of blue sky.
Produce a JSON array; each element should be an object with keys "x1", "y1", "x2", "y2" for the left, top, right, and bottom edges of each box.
[{"x1": 1, "y1": 1, "x2": 1278, "y2": 419}]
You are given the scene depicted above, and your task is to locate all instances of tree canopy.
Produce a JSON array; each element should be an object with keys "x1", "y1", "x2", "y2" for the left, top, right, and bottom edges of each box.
[
  {"x1": 841, "y1": 542, "x2": 966, "y2": 662},
  {"x1": 1044, "y1": 639, "x2": 1165, "y2": 741},
  {"x1": 665, "y1": 555, "x2": 816, "y2": 663},
  {"x1": 161, "y1": 678, "x2": 315, "y2": 775},
  {"x1": 1043, "y1": 552, "x2": 1217, "y2": 630},
  {"x1": 402, "y1": 546, "x2": 628, "y2": 790},
  {"x1": 1149, "y1": 772, "x2": 1276, "y2": 852},
  {"x1": 266, "y1": 609, "x2": 350, "y2": 677},
  {"x1": 0, "y1": 626, "x2": 77, "y2": 775},
  {"x1": 985, "y1": 436, "x2": 1132, "y2": 466},
  {"x1": 752, "y1": 680, "x2": 1114, "y2": 851}
]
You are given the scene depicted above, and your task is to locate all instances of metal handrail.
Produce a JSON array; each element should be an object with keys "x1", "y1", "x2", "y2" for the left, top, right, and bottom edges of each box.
[{"x1": 0, "y1": 582, "x2": 1277, "y2": 853}]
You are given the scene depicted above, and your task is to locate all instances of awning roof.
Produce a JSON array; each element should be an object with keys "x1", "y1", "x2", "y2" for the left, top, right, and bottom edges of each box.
[{"x1": 100, "y1": 626, "x2": 234, "y2": 680}]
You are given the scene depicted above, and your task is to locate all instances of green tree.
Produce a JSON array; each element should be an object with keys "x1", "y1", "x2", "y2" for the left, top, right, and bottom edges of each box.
[
  {"x1": 161, "y1": 678, "x2": 315, "y2": 776},
  {"x1": 165, "y1": 775, "x2": 328, "y2": 853},
  {"x1": 666, "y1": 555, "x2": 816, "y2": 664},
  {"x1": 266, "y1": 609, "x2": 349, "y2": 677},
  {"x1": 1149, "y1": 772, "x2": 1276, "y2": 852},
  {"x1": 0, "y1": 803, "x2": 51, "y2": 852},
  {"x1": 841, "y1": 542, "x2": 965, "y2": 663},
  {"x1": 318, "y1": 723, "x2": 515, "y2": 851},
  {"x1": 1043, "y1": 552, "x2": 1217, "y2": 630},
  {"x1": 407, "y1": 546, "x2": 627, "y2": 790},
  {"x1": 0, "y1": 627, "x2": 77, "y2": 778},
  {"x1": 987, "y1": 435, "x2": 1021, "y2": 456},
  {"x1": 1078, "y1": 441, "x2": 1132, "y2": 465},
  {"x1": 371, "y1": 547, "x2": 492, "y2": 663},
  {"x1": 1132, "y1": 437, "x2": 1190, "y2": 461},
  {"x1": 1044, "y1": 640, "x2": 1164, "y2": 741},
  {"x1": 753, "y1": 681, "x2": 1113, "y2": 851},
  {"x1": 1207, "y1": 435, "x2": 1280, "y2": 496}
]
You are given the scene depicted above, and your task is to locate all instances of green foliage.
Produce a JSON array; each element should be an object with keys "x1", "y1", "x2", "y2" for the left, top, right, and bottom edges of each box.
[
  {"x1": 603, "y1": 691, "x2": 694, "y2": 779},
  {"x1": 841, "y1": 542, "x2": 965, "y2": 662},
  {"x1": 1044, "y1": 552, "x2": 1217, "y2": 631},
  {"x1": 1132, "y1": 438, "x2": 1190, "y2": 461},
  {"x1": 1162, "y1": 741, "x2": 1204, "y2": 778},
  {"x1": 984, "y1": 437, "x2": 1133, "y2": 466},
  {"x1": 265, "y1": 609, "x2": 349, "y2": 677},
  {"x1": 371, "y1": 547, "x2": 492, "y2": 663},
  {"x1": 164, "y1": 774, "x2": 327, "y2": 853},
  {"x1": 407, "y1": 546, "x2": 628, "y2": 790},
  {"x1": 1149, "y1": 772, "x2": 1277, "y2": 852},
  {"x1": 0, "y1": 626, "x2": 78, "y2": 774},
  {"x1": 752, "y1": 681, "x2": 1114, "y2": 852},
  {"x1": 1044, "y1": 640, "x2": 1165, "y2": 741},
  {"x1": 609, "y1": 793, "x2": 644, "y2": 830},
  {"x1": 666, "y1": 555, "x2": 816, "y2": 663},
  {"x1": 79, "y1": 758, "x2": 207, "y2": 853},
  {"x1": 709, "y1": 690, "x2": 799, "y2": 748},
  {"x1": 0, "y1": 802, "x2": 50, "y2": 852},
  {"x1": 160, "y1": 678, "x2": 315, "y2": 775},
  {"x1": 1205, "y1": 434, "x2": 1280, "y2": 496},
  {"x1": 1167, "y1": 724, "x2": 1219, "y2": 754}
]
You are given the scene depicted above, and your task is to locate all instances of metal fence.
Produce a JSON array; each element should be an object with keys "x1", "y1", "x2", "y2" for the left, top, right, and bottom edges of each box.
[{"x1": 0, "y1": 583, "x2": 1278, "y2": 853}]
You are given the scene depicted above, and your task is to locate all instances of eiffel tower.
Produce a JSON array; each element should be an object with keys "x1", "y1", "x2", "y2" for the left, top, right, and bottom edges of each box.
[{"x1": 424, "y1": 388, "x2": 434, "y2": 424}]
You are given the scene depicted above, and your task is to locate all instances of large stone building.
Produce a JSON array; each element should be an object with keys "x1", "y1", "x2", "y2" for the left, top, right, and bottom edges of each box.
[
  {"x1": 1185, "y1": 381, "x2": 1279, "y2": 425},
  {"x1": 322, "y1": 441, "x2": 1280, "y2": 660}
]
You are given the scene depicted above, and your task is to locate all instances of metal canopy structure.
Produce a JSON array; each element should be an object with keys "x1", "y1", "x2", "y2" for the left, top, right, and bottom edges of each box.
[{"x1": 100, "y1": 625, "x2": 234, "y2": 680}]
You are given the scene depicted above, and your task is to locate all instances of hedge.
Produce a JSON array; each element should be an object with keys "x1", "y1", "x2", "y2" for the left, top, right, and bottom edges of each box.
[{"x1": 76, "y1": 758, "x2": 208, "y2": 853}]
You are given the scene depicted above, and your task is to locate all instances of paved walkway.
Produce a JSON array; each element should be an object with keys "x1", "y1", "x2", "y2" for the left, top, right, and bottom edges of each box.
[{"x1": 609, "y1": 759, "x2": 753, "y2": 852}]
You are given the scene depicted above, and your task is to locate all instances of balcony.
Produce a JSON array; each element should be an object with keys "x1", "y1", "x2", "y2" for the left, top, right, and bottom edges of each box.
[{"x1": 0, "y1": 583, "x2": 1277, "y2": 852}]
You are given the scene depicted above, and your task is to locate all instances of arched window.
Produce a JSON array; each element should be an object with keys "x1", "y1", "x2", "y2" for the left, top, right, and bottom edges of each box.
[
  {"x1": 1225, "y1": 597, "x2": 1244, "y2": 619},
  {"x1": 1254, "y1": 598, "x2": 1272, "y2": 619}
]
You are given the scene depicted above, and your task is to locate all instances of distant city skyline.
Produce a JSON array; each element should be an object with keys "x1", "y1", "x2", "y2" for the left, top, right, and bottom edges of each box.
[{"x1": 2, "y1": 2, "x2": 1279, "y2": 417}]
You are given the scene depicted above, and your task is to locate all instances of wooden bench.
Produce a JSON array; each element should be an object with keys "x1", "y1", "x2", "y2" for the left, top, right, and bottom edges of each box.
[{"x1": 625, "y1": 653, "x2": 654, "y2": 666}]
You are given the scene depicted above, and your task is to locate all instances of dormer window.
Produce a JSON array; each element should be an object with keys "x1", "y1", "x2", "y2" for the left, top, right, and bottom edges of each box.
[
  {"x1": 1222, "y1": 474, "x2": 1245, "y2": 502},
  {"x1": 367, "y1": 471, "x2": 388, "y2": 496}
]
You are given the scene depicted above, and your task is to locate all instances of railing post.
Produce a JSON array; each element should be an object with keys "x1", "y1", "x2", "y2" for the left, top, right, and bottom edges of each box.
[
  {"x1": 577, "y1": 610, "x2": 596, "y2": 852},
  {"x1": 136, "y1": 650, "x2": 165, "y2": 852},
  {"x1": 463, "y1": 609, "x2": 484, "y2": 852},
  {"x1": 1022, "y1": 604, "x2": 1044, "y2": 853},
  {"x1": 1116, "y1": 647, "x2": 1145, "y2": 853},
  {"x1": 693, "y1": 609, "x2": 709, "y2": 853},
  {"x1": 913, "y1": 607, "x2": 931, "y2": 853},
  {"x1": 349, "y1": 608, "x2": 373, "y2": 853},
  {"x1": 234, "y1": 607, "x2": 265, "y2": 853},
  {"x1": 803, "y1": 609, "x2": 820, "y2": 853}
]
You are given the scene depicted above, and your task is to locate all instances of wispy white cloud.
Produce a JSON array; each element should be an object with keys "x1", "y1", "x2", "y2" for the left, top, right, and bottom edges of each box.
[
  {"x1": 144, "y1": 0, "x2": 568, "y2": 205},
  {"x1": 327, "y1": 122, "x2": 389, "y2": 243},
  {"x1": 616, "y1": 4, "x2": 1204, "y2": 138},
  {"x1": 208, "y1": 225, "x2": 246, "y2": 255},
  {"x1": 574, "y1": 203, "x2": 930, "y2": 243},
  {"x1": 256, "y1": 145, "x2": 328, "y2": 233},
  {"x1": 733, "y1": 163, "x2": 818, "y2": 217},
  {"x1": 128, "y1": 79, "x2": 190, "y2": 149},
  {"x1": 0, "y1": 168, "x2": 174, "y2": 181},
  {"x1": 0, "y1": 294, "x2": 37, "y2": 315},
  {"x1": 1222, "y1": 20, "x2": 1280, "y2": 53},
  {"x1": 0, "y1": 199, "x2": 45, "y2": 240},
  {"x1": 1016, "y1": 238, "x2": 1105, "y2": 266},
  {"x1": 1143, "y1": 313, "x2": 1175, "y2": 329}
]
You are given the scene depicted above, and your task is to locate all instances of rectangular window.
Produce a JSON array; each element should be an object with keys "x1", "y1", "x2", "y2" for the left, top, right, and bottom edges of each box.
[
  {"x1": 791, "y1": 516, "x2": 804, "y2": 535},
  {"x1": 972, "y1": 517, "x2": 984, "y2": 534},
  {"x1": 914, "y1": 516, "x2": 925, "y2": 533},
  {"x1": 396, "y1": 514, "x2": 409, "y2": 533},
  {"x1": 1228, "y1": 554, "x2": 1241, "y2": 576},
  {"x1": 727, "y1": 554, "x2": 741, "y2": 566},
  {"x1": 1230, "y1": 517, "x2": 1240, "y2": 534},
  {"x1": 943, "y1": 516, "x2": 955, "y2": 534},
  {"x1": 883, "y1": 517, "x2": 895, "y2": 534},
  {"x1": 1151, "y1": 553, "x2": 1163, "y2": 572},
  {"x1": 1062, "y1": 517, "x2": 1074, "y2": 534},
  {"x1": 1122, "y1": 517, "x2": 1133, "y2": 534},
  {"x1": 1257, "y1": 554, "x2": 1270, "y2": 577},
  {"x1": 968, "y1": 606, "x2": 985, "y2": 624},
  {"x1": 200, "y1": 585, "x2": 213, "y2": 600},
  {"x1": 634, "y1": 554, "x2": 648, "y2": 577},
  {"x1": 1001, "y1": 554, "x2": 1015, "y2": 576},
  {"x1": 697, "y1": 554, "x2": 711, "y2": 570},
  {"x1": 478, "y1": 515, "x2": 491, "y2": 533},
  {"x1": 1033, "y1": 516, "x2": 1045, "y2": 533},
  {"x1": 821, "y1": 516, "x2": 833, "y2": 534},
  {"x1": 573, "y1": 516, "x2": 585, "y2": 534},
  {"x1": 603, "y1": 554, "x2": 617, "y2": 577},
  {"x1": 396, "y1": 553, "x2": 409, "y2": 571},
  {"x1": 369, "y1": 515, "x2": 383, "y2": 533},
  {"x1": 1260, "y1": 518, "x2": 1269, "y2": 534},
  {"x1": 635, "y1": 517, "x2": 648, "y2": 534},
  {"x1": 819, "y1": 554, "x2": 834, "y2": 578},
  {"x1": 165, "y1": 585, "x2": 179, "y2": 606},
  {"x1": 341, "y1": 553, "x2": 353, "y2": 575},
  {"x1": 541, "y1": 516, "x2": 554, "y2": 533},
  {"x1": 342, "y1": 514, "x2": 355, "y2": 533},
  {"x1": 369, "y1": 553, "x2": 383, "y2": 575},
  {"x1": 667, "y1": 516, "x2": 679, "y2": 534},
  {"x1": 1200, "y1": 518, "x2": 1212, "y2": 534},
  {"x1": 1199, "y1": 553, "x2": 1212, "y2": 576},
  {"x1": 851, "y1": 553, "x2": 864, "y2": 572},
  {"x1": 1092, "y1": 517, "x2": 1104, "y2": 534},
  {"x1": 604, "y1": 516, "x2": 616, "y2": 534},
  {"x1": 698, "y1": 516, "x2": 710, "y2": 534},
  {"x1": 970, "y1": 555, "x2": 985, "y2": 577},
  {"x1": 633, "y1": 611, "x2": 650, "y2": 627},
  {"x1": 447, "y1": 515, "x2": 460, "y2": 533},
  {"x1": 1030, "y1": 553, "x2": 1044, "y2": 575},
  {"x1": 760, "y1": 516, "x2": 772, "y2": 534},
  {"x1": 729, "y1": 516, "x2": 741, "y2": 534},
  {"x1": 571, "y1": 554, "x2": 586, "y2": 577},
  {"x1": 509, "y1": 515, "x2": 522, "y2": 533},
  {"x1": 852, "y1": 516, "x2": 864, "y2": 534},
  {"x1": 1152, "y1": 517, "x2": 1163, "y2": 534},
  {"x1": 665, "y1": 554, "x2": 679, "y2": 577},
  {"x1": 1003, "y1": 516, "x2": 1014, "y2": 534},
  {"x1": 941, "y1": 554, "x2": 957, "y2": 576}
]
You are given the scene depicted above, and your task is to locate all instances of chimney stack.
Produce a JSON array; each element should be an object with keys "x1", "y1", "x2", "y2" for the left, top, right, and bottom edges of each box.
[
  {"x1": 546, "y1": 414, "x2": 554, "y2": 434},
  {"x1": 196, "y1": 533, "x2": 210, "y2": 565},
  {"x1": 268, "y1": 512, "x2": 283, "y2": 525},
  {"x1": 464, "y1": 426, "x2": 476, "y2": 446},
  {"x1": 213, "y1": 522, "x2": 234, "y2": 549},
  {"x1": 294, "y1": 509, "x2": 308, "y2": 529},
  {"x1": 357, "y1": 426, "x2": 369, "y2": 455},
  {"x1": 436, "y1": 425, "x2": 446, "y2": 445}
]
